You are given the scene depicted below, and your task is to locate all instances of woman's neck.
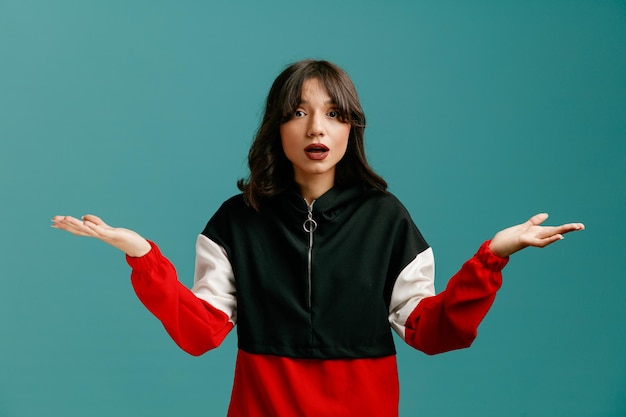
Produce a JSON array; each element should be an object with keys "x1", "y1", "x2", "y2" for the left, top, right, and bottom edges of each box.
[{"x1": 296, "y1": 176, "x2": 334, "y2": 205}]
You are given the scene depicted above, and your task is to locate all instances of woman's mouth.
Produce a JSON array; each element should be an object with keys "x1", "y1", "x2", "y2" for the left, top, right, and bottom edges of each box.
[{"x1": 304, "y1": 144, "x2": 329, "y2": 160}]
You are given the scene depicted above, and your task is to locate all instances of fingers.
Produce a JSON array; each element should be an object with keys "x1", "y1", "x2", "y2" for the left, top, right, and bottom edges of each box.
[
  {"x1": 82, "y1": 219, "x2": 108, "y2": 235},
  {"x1": 554, "y1": 222, "x2": 585, "y2": 235},
  {"x1": 524, "y1": 221, "x2": 585, "y2": 250},
  {"x1": 51, "y1": 215, "x2": 78, "y2": 230},
  {"x1": 52, "y1": 215, "x2": 91, "y2": 236},
  {"x1": 527, "y1": 213, "x2": 549, "y2": 226},
  {"x1": 82, "y1": 214, "x2": 105, "y2": 226},
  {"x1": 568, "y1": 222, "x2": 585, "y2": 231},
  {"x1": 532, "y1": 234, "x2": 564, "y2": 248},
  {"x1": 51, "y1": 215, "x2": 108, "y2": 238},
  {"x1": 525, "y1": 211, "x2": 584, "y2": 239},
  {"x1": 535, "y1": 223, "x2": 585, "y2": 240}
]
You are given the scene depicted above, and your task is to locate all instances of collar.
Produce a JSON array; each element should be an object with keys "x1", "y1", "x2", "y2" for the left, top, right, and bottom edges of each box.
[{"x1": 272, "y1": 183, "x2": 369, "y2": 223}]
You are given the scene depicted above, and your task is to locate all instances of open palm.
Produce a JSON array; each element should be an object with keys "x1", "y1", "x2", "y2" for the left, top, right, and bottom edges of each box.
[
  {"x1": 489, "y1": 213, "x2": 585, "y2": 258},
  {"x1": 52, "y1": 214, "x2": 151, "y2": 257}
]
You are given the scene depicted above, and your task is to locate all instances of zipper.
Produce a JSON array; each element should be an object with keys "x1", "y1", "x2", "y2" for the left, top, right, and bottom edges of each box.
[{"x1": 302, "y1": 200, "x2": 317, "y2": 309}]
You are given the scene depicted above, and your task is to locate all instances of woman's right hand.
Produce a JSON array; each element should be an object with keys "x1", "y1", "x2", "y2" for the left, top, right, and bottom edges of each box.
[{"x1": 51, "y1": 214, "x2": 152, "y2": 257}]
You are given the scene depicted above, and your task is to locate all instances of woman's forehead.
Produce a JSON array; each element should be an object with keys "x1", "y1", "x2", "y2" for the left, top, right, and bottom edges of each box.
[{"x1": 299, "y1": 79, "x2": 335, "y2": 103}]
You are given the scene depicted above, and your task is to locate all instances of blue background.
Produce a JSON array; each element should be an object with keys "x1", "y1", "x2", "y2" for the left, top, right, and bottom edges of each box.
[{"x1": 1, "y1": 1, "x2": 624, "y2": 416}]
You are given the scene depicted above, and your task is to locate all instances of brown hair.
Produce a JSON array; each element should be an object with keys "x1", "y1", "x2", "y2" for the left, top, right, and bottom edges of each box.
[{"x1": 238, "y1": 59, "x2": 387, "y2": 210}]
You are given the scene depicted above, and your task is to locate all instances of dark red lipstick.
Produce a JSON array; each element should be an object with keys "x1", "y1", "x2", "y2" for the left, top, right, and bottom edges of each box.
[{"x1": 304, "y1": 144, "x2": 329, "y2": 160}]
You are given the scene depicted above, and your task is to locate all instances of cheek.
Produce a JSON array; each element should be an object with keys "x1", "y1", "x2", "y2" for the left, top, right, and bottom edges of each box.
[
  {"x1": 337, "y1": 125, "x2": 351, "y2": 153},
  {"x1": 280, "y1": 121, "x2": 298, "y2": 141},
  {"x1": 279, "y1": 124, "x2": 296, "y2": 157}
]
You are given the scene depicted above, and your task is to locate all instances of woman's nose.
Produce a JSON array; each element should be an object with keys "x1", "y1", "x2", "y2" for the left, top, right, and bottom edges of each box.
[{"x1": 307, "y1": 112, "x2": 325, "y2": 137}]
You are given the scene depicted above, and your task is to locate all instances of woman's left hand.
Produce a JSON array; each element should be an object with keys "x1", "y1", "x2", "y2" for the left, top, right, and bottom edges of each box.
[{"x1": 489, "y1": 213, "x2": 584, "y2": 258}]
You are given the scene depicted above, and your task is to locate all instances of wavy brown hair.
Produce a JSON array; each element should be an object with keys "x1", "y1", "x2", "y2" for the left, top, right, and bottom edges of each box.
[{"x1": 238, "y1": 59, "x2": 387, "y2": 210}]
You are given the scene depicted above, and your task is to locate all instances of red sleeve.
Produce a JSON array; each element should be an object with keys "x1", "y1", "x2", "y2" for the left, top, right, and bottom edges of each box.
[
  {"x1": 126, "y1": 241, "x2": 234, "y2": 356},
  {"x1": 404, "y1": 240, "x2": 508, "y2": 355}
]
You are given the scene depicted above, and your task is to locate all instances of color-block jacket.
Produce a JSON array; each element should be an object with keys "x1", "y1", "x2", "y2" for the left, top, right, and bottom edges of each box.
[{"x1": 127, "y1": 185, "x2": 509, "y2": 416}]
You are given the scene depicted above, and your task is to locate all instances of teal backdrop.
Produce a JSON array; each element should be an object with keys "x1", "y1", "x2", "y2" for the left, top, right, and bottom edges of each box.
[{"x1": 1, "y1": 1, "x2": 624, "y2": 416}]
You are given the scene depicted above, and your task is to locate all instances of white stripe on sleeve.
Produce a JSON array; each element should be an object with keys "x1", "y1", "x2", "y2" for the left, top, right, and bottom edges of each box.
[
  {"x1": 388, "y1": 247, "x2": 436, "y2": 341},
  {"x1": 191, "y1": 234, "x2": 237, "y2": 324}
]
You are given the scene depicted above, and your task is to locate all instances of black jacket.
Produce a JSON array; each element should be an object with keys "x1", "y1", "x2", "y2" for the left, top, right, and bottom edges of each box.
[{"x1": 202, "y1": 185, "x2": 430, "y2": 359}]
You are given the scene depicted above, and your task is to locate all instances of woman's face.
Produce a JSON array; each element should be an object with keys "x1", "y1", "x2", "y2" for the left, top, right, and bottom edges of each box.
[{"x1": 280, "y1": 78, "x2": 351, "y2": 193}]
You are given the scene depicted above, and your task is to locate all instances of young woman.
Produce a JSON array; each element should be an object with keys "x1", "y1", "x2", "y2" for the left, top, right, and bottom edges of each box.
[{"x1": 52, "y1": 60, "x2": 584, "y2": 417}]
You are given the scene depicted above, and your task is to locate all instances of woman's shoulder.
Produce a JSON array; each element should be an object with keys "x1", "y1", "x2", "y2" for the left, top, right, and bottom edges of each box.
[
  {"x1": 209, "y1": 193, "x2": 259, "y2": 222},
  {"x1": 201, "y1": 193, "x2": 257, "y2": 239},
  {"x1": 363, "y1": 188, "x2": 411, "y2": 215},
  {"x1": 218, "y1": 193, "x2": 247, "y2": 210}
]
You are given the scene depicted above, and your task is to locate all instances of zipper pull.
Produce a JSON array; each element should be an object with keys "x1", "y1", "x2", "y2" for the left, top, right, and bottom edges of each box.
[{"x1": 303, "y1": 201, "x2": 317, "y2": 233}]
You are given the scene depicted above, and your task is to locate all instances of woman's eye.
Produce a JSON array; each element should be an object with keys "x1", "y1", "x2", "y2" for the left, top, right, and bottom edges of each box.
[
  {"x1": 328, "y1": 110, "x2": 338, "y2": 118},
  {"x1": 294, "y1": 110, "x2": 305, "y2": 118}
]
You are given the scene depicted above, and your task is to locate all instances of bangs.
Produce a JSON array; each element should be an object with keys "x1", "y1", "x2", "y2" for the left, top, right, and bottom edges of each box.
[{"x1": 278, "y1": 61, "x2": 365, "y2": 127}]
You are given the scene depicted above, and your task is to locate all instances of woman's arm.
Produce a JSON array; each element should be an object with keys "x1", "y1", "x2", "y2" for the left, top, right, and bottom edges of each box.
[
  {"x1": 402, "y1": 241, "x2": 507, "y2": 355},
  {"x1": 128, "y1": 240, "x2": 235, "y2": 356},
  {"x1": 51, "y1": 214, "x2": 235, "y2": 355},
  {"x1": 396, "y1": 213, "x2": 584, "y2": 355}
]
